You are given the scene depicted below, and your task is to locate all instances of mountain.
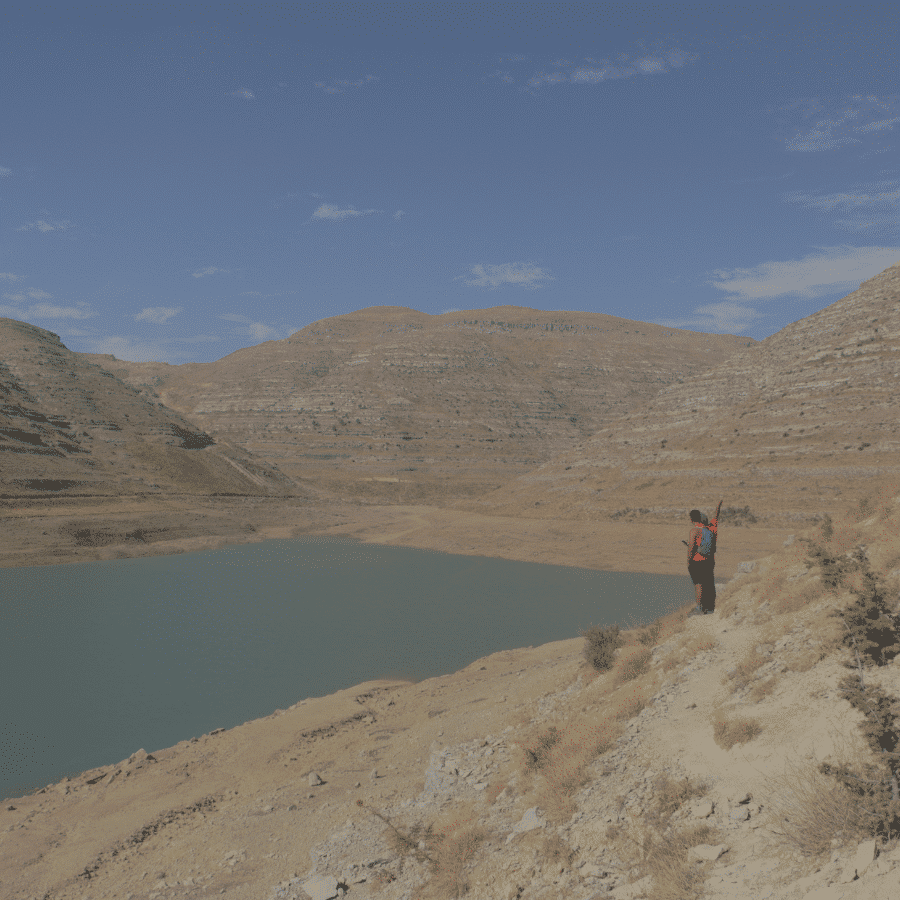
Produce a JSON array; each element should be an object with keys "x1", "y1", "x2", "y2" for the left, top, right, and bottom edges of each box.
[
  {"x1": 451, "y1": 260, "x2": 900, "y2": 529},
  {"x1": 0, "y1": 318, "x2": 300, "y2": 501},
  {"x1": 81, "y1": 306, "x2": 754, "y2": 504}
]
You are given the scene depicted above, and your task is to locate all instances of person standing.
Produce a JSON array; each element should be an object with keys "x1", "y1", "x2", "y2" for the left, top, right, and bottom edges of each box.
[{"x1": 687, "y1": 499, "x2": 722, "y2": 614}]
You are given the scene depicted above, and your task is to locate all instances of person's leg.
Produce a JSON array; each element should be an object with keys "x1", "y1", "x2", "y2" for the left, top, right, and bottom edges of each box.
[
  {"x1": 689, "y1": 561, "x2": 704, "y2": 612},
  {"x1": 701, "y1": 562, "x2": 716, "y2": 613}
]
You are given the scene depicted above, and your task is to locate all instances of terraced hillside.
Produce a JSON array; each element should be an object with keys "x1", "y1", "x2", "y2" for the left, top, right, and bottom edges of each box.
[
  {"x1": 80, "y1": 306, "x2": 754, "y2": 503},
  {"x1": 452, "y1": 260, "x2": 900, "y2": 530}
]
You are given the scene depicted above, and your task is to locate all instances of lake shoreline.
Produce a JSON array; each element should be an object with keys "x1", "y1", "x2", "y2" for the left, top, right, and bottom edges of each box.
[{"x1": 0, "y1": 495, "x2": 800, "y2": 579}]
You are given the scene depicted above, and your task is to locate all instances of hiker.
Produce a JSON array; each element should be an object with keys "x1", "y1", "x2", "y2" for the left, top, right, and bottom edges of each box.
[{"x1": 687, "y1": 499, "x2": 722, "y2": 614}]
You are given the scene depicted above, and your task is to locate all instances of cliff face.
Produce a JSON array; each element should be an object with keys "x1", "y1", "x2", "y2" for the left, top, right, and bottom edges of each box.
[
  {"x1": 80, "y1": 306, "x2": 753, "y2": 503},
  {"x1": 458, "y1": 260, "x2": 900, "y2": 528},
  {"x1": 0, "y1": 318, "x2": 299, "y2": 500}
]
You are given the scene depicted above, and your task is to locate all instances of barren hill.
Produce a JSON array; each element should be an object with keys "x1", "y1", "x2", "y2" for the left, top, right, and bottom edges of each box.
[
  {"x1": 450, "y1": 260, "x2": 900, "y2": 530},
  {"x1": 0, "y1": 318, "x2": 300, "y2": 501},
  {"x1": 82, "y1": 306, "x2": 754, "y2": 504}
]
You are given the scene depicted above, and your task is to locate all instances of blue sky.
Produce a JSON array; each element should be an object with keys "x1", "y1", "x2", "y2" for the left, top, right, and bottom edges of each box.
[{"x1": 1, "y1": 2, "x2": 899, "y2": 364}]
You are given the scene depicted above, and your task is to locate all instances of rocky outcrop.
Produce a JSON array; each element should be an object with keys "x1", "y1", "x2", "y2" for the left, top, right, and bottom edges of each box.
[
  {"x1": 0, "y1": 318, "x2": 299, "y2": 500},
  {"x1": 80, "y1": 305, "x2": 753, "y2": 503}
]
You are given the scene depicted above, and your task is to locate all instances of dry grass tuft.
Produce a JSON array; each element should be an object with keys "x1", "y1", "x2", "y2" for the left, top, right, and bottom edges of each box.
[
  {"x1": 752, "y1": 724, "x2": 898, "y2": 866},
  {"x1": 711, "y1": 710, "x2": 764, "y2": 750},
  {"x1": 604, "y1": 771, "x2": 724, "y2": 900},
  {"x1": 612, "y1": 646, "x2": 654, "y2": 685}
]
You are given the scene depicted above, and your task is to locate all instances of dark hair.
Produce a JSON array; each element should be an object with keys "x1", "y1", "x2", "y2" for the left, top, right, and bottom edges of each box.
[{"x1": 689, "y1": 509, "x2": 703, "y2": 523}]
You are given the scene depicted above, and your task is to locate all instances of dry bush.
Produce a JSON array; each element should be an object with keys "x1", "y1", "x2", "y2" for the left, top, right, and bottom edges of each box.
[
  {"x1": 410, "y1": 800, "x2": 489, "y2": 900},
  {"x1": 613, "y1": 691, "x2": 649, "y2": 722},
  {"x1": 538, "y1": 831, "x2": 577, "y2": 869},
  {"x1": 711, "y1": 711, "x2": 763, "y2": 750},
  {"x1": 533, "y1": 768, "x2": 592, "y2": 826},
  {"x1": 661, "y1": 631, "x2": 718, "y2": 675},
  {"x1": 720, "y1": 644, "x2": 768, "y2": 692},
  {"x1": 754, "y1": 725, "x2": 891, "y2": 866},
  {"x1": 426, "y1": 823, "x2": 489, "y2": 899},
  {"x1": 747, "y1": 676, "x2": 778, "y2": 704},
  {"x1": 607, "y1": 772, "x2": 724, "y2": 900},
  {"x1": 612, "y1": 646, "x2": 654, "y2": 686}
]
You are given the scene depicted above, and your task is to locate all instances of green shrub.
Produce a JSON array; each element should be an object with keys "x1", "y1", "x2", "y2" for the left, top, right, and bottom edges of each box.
[
  {"x1": 800, "y1": 539, "x2": 863, "y2": 590},
  {"x1": 824, "y1": 548, "x2": 900, "y2": 667},
  {"x1": 805, "y1": 541, "x2": 900, "y2": 843}
]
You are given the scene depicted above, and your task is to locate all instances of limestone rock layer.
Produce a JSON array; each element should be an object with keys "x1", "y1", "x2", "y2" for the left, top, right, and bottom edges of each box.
[
  {"x1": 84, "y1": 305, "x2": 752, "y2": 504},
  {"x1": 0, "y1": 318, "x2": 298, "y2": 499},
  {"x1": 463, "y1": 260, "x2": 900, "y2": 528}
]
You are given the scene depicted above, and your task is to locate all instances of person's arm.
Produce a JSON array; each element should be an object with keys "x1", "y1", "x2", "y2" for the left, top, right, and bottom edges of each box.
[{"x1": 687, "y1": 526, "x2": 698, "y2": 566}]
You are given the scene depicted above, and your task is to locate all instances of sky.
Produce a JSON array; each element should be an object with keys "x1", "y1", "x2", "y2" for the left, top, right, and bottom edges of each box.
[{"x1": 1, "y1": 2, "x2": 899, "y2": 365}]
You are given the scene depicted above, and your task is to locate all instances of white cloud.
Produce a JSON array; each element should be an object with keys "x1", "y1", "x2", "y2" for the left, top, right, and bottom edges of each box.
[
  {"x1": 314, "y1": 74, "x2": 378, "y2": 95},
  {"x1": 654, "y1": 301, "x2": 762, "y2": 335},
  {"x1": 653, "y1": 246, "x2": 900, "y2": 334},
  {"x1": 248, "y1": 322, "x2": 280, "y2": 341},
  {"x1": 517, "y1": 46, "x2": 698, "y2": 93},
  {"x1": 135, "y1": 306, "x2": 181, "y2": 324},
  {"x1": 239, "y1": 289, "x2": 297, "y2": 298},
  {"x1": 0, "y1": 302, "x2": 94, "y2": 320},
  {"x1": 219, "y1": 312, "x2": 283, "y2": 343},
  {"x1": 453, "y1": 262, "x2": 555, "y2": 291},
  {"x1": 775, "y1": 94, "x2": 900, "y2": 153},
  {"x1": 0, "y1": 166, "x2": 11, "y2": 177},
  {"x1": 706, "y1": 246, "x2": 900, "y2": 303},
  {"x1": 440, "y1": 307, "x2": 462, "y2": 314},
  {"x1": 192, "y1": 266, "x2": 232, "y2": 277},
  {"x1": 393, "y1": 210, "x2": 405, "y2": 220},
  {"x1": 796, "y1": 184, "x2": 899, "y2": 208},
  {"x1": 230, "y1": 88, "x2": 255, "y2": 99},
  {"x1": 311, "y1": 203, "x2": 377, "y2": 221},
  {"x1": 2, "y1": 287, "x2": 53, "y2": 302},
  {"x1": 856, "y1": 115, "x2": 900, "y2": 134},
  {"x1": 73, "y1": 336, "x2": 174, "y2": 363},
  {"x1": 0, "y1": 272, "x2": 25, "y2": 281},
  {"x1": 15, "y1": 219, "x2": 74, "y2": 232}
]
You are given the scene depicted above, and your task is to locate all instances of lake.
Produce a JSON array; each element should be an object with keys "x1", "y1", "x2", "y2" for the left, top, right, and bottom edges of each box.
[{"x1": 1, "y1": 536, "x2": 698, "y2": 801}]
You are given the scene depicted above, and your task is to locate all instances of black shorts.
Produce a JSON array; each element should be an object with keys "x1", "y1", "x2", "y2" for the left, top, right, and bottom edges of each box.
[{"x1": 688, "y1": 559, "x2": 715, "y2": 586}]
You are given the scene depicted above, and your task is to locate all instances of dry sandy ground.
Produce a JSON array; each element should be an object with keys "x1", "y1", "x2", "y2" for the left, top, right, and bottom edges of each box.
[{"x1": 1, "y1": 497, "x2": 829, "y2": 900}]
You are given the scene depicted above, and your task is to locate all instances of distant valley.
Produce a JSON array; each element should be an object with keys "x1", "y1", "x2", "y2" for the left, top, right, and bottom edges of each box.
[{"x1": 2, "y1": 260, "x2": 899, "y2": 573}]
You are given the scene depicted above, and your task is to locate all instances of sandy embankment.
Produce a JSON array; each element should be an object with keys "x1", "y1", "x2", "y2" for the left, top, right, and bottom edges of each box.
[{"x1": 0, "y1": 496, "x2": 797, "y2": 579}]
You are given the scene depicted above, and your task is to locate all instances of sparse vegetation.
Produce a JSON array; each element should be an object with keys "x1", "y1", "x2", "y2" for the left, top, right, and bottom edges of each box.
[{"x1": 358, "y1": 486, "x2": 900, "y2": 900}]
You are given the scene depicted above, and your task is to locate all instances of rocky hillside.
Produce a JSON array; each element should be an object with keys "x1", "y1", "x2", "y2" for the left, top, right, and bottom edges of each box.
[
  {"x1": 80, "y1": 306, "x2": 754, "y2": 503},
  {"x1": 0, "y1": 318, "x2": 301, "y2": 501},
  {"x1": 454, "y1": 259, "x2": 900, "y2": 529}
]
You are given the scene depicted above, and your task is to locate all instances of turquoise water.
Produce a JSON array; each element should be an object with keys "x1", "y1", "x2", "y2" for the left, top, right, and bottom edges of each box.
[{"x1": 1, "y1": 536, "x2": 694, "y2": 800}]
